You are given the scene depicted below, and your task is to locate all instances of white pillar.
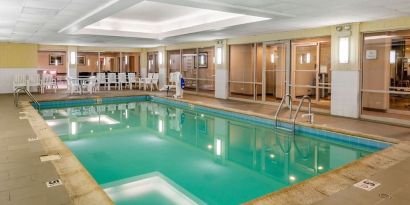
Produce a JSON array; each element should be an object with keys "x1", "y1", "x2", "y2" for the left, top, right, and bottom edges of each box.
[
  {"x1": 140, "y1": 49, "x2": 148, "y2": 77},
  {"x1": 215, "y1": 40, "x2": 229, "y2": 99},
  {"x1": 67, "y1": 46, "x2": 78, "y2": 77},
  {"x1": 330, "y1": 23, "x2": 361, "y2": 118},
  {"x1": 158, "y1": 47, "x2": 167, "y2": 88}
]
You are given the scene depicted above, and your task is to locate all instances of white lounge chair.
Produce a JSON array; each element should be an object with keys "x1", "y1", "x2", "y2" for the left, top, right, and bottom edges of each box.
[
  {"x1": 150, "y1": 73, "x2": 159, "y2": 91},
  {"x1": 67, "y1": 77, "x2": 81, "y2": 94},
  {"x1": 13, "y1": 74, "x2": 27, "y2": 91},
  {"x1": 82, "y1": 76, "x2": 97, "y2": 94},
  {"x1": 118, "y1": 73, "x2": 127, "y2": 90},
  {"x1": 107, "y1": 73, "x2": 119, "y2": 90},
  {"x1": 127, "y1": 73, "x2": 137, "y2": 90},
  {"x1": 27, "y1": 74, "x2": 41, "y2": 93},
  {"x1": 96, "y1": 73, "x2": 107, "y2": 91},
  {"x1": 41, "y1": 74, "x2": 57, "y2": 94},
  {"x1": 142, "y1": 73, "x2": 154, "y2": 91},
  {"x1": 160, "y1": 72, "x2": 178, "y2": 91}
]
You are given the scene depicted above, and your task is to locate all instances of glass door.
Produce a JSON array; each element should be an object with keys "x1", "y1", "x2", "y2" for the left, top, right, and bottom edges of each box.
[
  {"x1": 291, "y1": 43, "x2": 319, "y2": 102},
  {"x1": 263, "y1": 41, "x2": 289, "y2": 102},
  {"x1": 182, "y1": 48, "x2": 197, "y2": 92}
]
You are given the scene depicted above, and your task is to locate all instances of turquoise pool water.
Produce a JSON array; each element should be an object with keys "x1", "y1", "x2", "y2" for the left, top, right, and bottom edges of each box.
[{"x1": 38, "y1": 97, "x2": 389, "y2": 205}]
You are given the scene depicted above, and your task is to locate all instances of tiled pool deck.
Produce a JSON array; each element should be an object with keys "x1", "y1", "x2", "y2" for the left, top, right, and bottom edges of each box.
[{"x1": 2, "y1": 90, "x2": 410, "y2": 205}]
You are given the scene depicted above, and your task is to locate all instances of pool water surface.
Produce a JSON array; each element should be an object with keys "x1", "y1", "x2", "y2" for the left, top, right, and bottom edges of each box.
[{"x1": 39, "y1": 97, "x2": 389, "y2": 205}]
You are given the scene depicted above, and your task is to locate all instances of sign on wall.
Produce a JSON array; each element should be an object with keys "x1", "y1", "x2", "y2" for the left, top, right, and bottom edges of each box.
[{"x1": 365, "y1": 50, "x2": 377, "y2": 60}]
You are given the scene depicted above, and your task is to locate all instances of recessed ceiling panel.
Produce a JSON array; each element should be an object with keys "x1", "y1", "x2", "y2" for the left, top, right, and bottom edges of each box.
[{"x1": 75, "y1": 1, "x2": 270, "y2": 39}]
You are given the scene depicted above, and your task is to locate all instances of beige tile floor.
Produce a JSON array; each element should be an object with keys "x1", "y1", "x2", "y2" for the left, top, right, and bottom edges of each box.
[
  {"x1": 5, "y1": 89, "x2": 410, "y2": 205},
  {"x1": 0, "y1": 94, "x2": 71, "y2": 205}
]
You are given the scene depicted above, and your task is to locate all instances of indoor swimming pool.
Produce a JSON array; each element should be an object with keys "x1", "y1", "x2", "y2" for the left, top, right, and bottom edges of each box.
[{"x1": 38, "y1": 96, "x2": 390, "y2": 205}]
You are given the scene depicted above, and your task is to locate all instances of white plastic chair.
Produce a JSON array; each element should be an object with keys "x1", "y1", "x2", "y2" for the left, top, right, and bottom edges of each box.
[
  {"x1": 13, "y1": 75, "x2": 27, "y2": 91},
  {"x1": 96, "y1": 73, "x2": 106, "y2": 91},
  {"x1": 41, "y1": 74, "x2": 57, "y2": 94},
  {"x1": 127, "y1": 73, "x2": 137, "y2": 90},
  {"x1": 142, "y1": 73, "x2": 154, "y2": 90},
  {"x1": 150, "y1": 73, "x2": 159, "y2": 91},
  {"x1": 160, "y1": 72, "x2": 179, "y2": 91},
  {"x1": 118, "y1": 73, "x2": 127, "y2": 90},
  {"x1": 107, "y1": 73, "x2": 118, "y2": 90},
  {"x1": 82, "y1": 76, "x2": 97, "y2": 94},
  {"x1": 67, "y1": 77, "x2": 81, "y2": 94},
  {"x1": 27, "y1": 74, "x2": 41, "y2": 92}
]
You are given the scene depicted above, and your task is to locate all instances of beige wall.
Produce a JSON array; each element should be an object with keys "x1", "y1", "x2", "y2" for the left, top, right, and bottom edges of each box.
[
  {"x1": 0, "y1": 43, "x2": 38, "y2": 68},
  {"x1": 38, "y1": 51, "x2": 66, "y2": 73},
  {"x1": 77, "y1": 52, "x2": 99, "y2": 73}
]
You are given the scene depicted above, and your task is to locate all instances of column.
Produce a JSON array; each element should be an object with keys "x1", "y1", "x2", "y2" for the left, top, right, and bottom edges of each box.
[
  {"x1": 330, "y1": 23, "x2": 361, "y2": 118},
  {"x1": 215, "y1": 40, "x2": 229, "y2": 99},
  {"x1": 158, "y1": 46, "x2": 167, "y2": 88},
  {"x1": 140, "y1": 49, "x2": 148, "y2": 77},
  {"x1": 67, "y1": 46, "x2": 78, "y2": 77}
]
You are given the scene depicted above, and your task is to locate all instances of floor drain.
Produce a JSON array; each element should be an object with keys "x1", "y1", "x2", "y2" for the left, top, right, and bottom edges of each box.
[
  {"x1": 46, "y1": 179, "x2": 63, "y2": 188},
  {"x1": 40, "y1": 154, "x2": 61, "y2": 162},
  {"x1": 379, "y1": 193, "x2": 392, "y2": 199}
]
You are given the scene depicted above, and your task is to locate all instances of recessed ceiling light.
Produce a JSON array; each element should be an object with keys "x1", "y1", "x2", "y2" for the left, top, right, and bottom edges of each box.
[{"x1": 22, "y1": 7, "x2": 59, "y2": 16}]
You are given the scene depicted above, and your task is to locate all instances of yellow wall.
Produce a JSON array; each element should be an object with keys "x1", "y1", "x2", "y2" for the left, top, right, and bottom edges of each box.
[{"x1": 0, "y1": 43, "x2": 38, "y2": 68}]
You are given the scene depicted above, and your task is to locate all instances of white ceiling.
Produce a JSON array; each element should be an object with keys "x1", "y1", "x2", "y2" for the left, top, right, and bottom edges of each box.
[{"x1": 0, "y1": 0, "x2": 410, "y2": 48}]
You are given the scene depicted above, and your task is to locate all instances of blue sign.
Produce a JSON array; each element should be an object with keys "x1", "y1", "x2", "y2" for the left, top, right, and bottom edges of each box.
[{"x1": 181, "y1": 78, "x2": 185, "y2": 89}]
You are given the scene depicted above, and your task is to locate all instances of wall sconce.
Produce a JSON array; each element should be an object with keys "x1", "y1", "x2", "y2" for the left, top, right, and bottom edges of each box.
[
  {"x1": 200, "y1": 55, "x2": 205, "y2": 65},
  {"x1": 306, "y1": 53, "x2": 311, "y2": 64},
  {"x1": 158, "y1": 52, "x2": 163, "y2": 65},
  {"x1": 216, "y1": 47, "x2": 222, "y2": 65},
  {"x1": 124, "y1": 55, "x2": 128, "y2": 65},
  {"x1": 270, "y1": 53, "x2": 275, "y2": 64},
  {"x1": 54, "y1": 60, "x2": 58, "y2": 66},
  {"x1": 70, "y1": 51, "x2": 76, "y2": 65},
  {"x1": 390, "y1": 50, "x2": 396, "y2": 64},
  {"x1": 339, "y1": 37, "x2": 349, "y2": 64}
]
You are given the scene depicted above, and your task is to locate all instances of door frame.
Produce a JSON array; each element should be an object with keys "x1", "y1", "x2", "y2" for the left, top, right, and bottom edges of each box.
[{"x1": 262, "y1": 40, "x2": 291, "y2": 102}]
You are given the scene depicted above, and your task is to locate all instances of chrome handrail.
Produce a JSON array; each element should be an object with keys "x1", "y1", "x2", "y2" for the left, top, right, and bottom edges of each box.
[
  {"x1": 14, "y1": 88, "x2": 40, "y2": 110},
  {"x1": 274, "y1": 94, "x2": 292, "y2": 127},
  {"x1": 292, "y1": 95, "x2": 312, "y2": 130}
]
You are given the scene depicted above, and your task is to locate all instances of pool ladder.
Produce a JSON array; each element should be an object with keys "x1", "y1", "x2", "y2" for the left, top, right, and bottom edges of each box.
[
  {"x1": 274, "y1": 95, "x2": 313, "y2": 132},
  {"x1": 14, "y1": 87, "x2": 40, "y2": 110}
]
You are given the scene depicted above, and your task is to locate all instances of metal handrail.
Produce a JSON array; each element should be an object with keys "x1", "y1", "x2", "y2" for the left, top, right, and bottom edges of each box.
[
  {"x1": 292, "y1": 95, "x2": 313, "y2": 129},
  {"x1": 274, "y1": 94, "x2": 292, "y2": 127},
  {"x1": 14, "y1": 87, "x2": 40, "y2": 110}
]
